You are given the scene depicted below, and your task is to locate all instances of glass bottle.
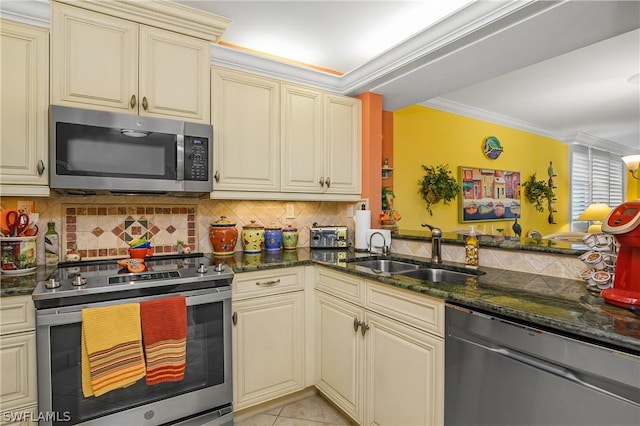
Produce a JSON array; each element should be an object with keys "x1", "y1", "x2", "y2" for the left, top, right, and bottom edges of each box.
[
  {"x1": 45, "y1": 222, "x2": 60, "y2": 266},
  {"x1": 465, "y1": 225, "x2": 479, "y2": 269}
]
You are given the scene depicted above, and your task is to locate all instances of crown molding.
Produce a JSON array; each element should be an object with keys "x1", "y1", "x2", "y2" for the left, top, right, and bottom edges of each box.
[
  {"x1": 421, "y1": 97, "x2": 561, "y2": 140},
  {"x1": 0, "y1": 0, "x2": 50, "y2": 27},
  {"x1": 563, "y1": 132, "x2": 637, "y2": 156}
]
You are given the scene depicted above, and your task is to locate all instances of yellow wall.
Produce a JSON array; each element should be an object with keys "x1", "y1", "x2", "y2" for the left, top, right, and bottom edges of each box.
[
  {"x1": 393, "y1": 105, "x2": 570, "y2": 237},
  {"x1": 627, "y1": 171, "x2": 640, "y2": 200}
]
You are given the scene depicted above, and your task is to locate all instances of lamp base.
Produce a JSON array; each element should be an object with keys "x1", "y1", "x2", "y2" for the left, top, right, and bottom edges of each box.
[{"x1": 587, "y1": 222, "x2": 603, "y2": 233}]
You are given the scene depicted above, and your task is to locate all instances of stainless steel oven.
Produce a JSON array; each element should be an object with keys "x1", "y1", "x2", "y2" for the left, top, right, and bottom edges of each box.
[{"x1": 32, "y1": 254, "x2": 233, "y2": 425}]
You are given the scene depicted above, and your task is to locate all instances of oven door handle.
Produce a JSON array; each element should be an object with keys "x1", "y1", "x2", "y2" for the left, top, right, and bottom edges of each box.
[{"x1": 36, "y1": 289, "x2": 230, "y2": 327}]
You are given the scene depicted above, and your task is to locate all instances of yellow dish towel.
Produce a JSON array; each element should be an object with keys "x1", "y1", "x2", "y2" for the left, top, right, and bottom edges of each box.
[{"x1": 81, "y1": 303, "x2": 146, "y2": 397}]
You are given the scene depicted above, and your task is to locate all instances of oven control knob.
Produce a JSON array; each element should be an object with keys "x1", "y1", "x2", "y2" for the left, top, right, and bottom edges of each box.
[
  {"x1": 45, "y1": 278, "x2": 61, "y2": 289},
  {"x1": 72, "y1": 275, "x2": 87, "y2": 286},
  {"x1": 215, "y1": 263, "x2": 224, "y2": 272},
  {"x1": 197, "y1": 263, "x2": 207, "y2": 274}
]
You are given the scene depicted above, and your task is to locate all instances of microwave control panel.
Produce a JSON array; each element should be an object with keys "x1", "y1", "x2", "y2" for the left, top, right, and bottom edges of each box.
[{"x1": 184, "y1": 136, "x2": 209, "y2": 181}]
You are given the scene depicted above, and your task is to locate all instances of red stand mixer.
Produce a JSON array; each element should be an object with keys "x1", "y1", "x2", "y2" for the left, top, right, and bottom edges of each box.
[{"x1": 601, "y1": 200, "x2": 640, "y2": 308}]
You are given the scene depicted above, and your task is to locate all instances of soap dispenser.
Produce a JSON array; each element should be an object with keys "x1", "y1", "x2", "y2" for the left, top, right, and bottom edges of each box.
[{"x1": 465, "y1": 226, "x2": 479, "y2": 268}]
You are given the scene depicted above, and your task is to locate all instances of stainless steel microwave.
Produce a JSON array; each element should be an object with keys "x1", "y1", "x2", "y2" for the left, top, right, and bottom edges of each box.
[{"x1": 50, "y1": 105, "x2": 213, "y2": 196}]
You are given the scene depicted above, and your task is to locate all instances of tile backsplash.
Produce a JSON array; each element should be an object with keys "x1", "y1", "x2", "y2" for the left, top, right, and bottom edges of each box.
[{"x1": 1, "y1": 196, "x2": 353, "y2": 262}]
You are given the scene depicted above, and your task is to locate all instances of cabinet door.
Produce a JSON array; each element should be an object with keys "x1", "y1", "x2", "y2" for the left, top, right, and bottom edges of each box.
[
  {"x1": 365, "y1": 312, "x2": 444, "y2": 426},
  {"x1": 280, "y1": 84, "x2": 323, "y2": 193},
  {"x1": 232, "y1": 292, "x2": 304, "y2": 410},
  {"x1": 0, "y1": 20, "x2": 48, "y2": 191},
  {"x1": 0, "y1": 332, "x2": 37, "y2": 412},
  {"x1": 211, "y1": 68, "x2": 280, "y2": 191},
  {"x1": 139, "y1": 26, "x2": 210, "y2": 123},
  {"x1": 323, "y1": 94, "x2": 361, "y2": 194},
  {"x1": 51, "y1": 3, "x2": 138, "y2": 113},
  {"x1": 315, "y1": 291, "x2": 364, "y2": 424}
]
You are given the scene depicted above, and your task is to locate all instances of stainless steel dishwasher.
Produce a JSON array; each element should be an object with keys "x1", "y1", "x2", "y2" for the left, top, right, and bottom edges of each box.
[{"x1": 445, "y1": 304, "x2": 640, "y2": 426}]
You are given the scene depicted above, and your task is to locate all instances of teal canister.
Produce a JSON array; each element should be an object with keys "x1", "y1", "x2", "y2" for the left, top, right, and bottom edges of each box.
[{"x1": 282, "y1": 225, "x2": 298, "y2": 250}]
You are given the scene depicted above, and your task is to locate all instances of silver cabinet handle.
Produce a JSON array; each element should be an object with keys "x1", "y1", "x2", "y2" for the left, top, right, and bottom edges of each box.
[
  {"x1": 232, "y1": 311, "x2": 237, "y2": 325},
  {"x1": 214, "y1": 170, "x2": 220, "y2": 183},
  {"x1": 255, "y1": 279, "x2": 280, "y2": 287},
  {"x1": 325, "y1": 177, "x2": 331, "y2": 188},
  {"x1": 130, "y1": 94, "x2": 136, "y2": 109},
  {"x1": 142, "y1": 96, "x2": 148, "y2": 111},
  {"x1": 37, "y1": 160, "x2": 45, "y2": 176},
  {"x1": 353, "y1": 317, "x2": 360, "y2": 332},
  {"x1": 319, "y1": 177, "x2": 325, "y2": 187},
  {"x1": 361, "y1": 322, "x2": 370, "y2": 336}
]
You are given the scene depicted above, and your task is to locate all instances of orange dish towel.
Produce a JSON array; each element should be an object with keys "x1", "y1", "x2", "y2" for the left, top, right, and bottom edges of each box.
[
  {"x1": 81, "y1": 303, "x2": 146, "y2": 397},
  {"x1": 140, "y1": 296, "x2": 187, "y2": 385}
]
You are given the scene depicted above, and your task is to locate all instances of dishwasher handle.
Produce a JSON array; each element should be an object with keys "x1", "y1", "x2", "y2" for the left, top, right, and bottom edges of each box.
[{"x1": 449, "y1": 325, "x2": 640, "y2": 407}]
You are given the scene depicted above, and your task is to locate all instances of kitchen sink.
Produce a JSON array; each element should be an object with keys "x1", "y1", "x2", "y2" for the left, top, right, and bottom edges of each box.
[
  {"x1": 396, "y1": 267, "x2": 480, "y2": 284},
  {"x1": 346, "y1": 259, "x2": 421, "y2": 273}
]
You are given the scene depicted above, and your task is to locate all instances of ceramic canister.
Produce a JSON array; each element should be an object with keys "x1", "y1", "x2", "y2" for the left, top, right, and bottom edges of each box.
[
  {"x1": 209, "y1": 216, "x2": 238, "y2": 256},
  {"x1": 282, "y1": 225, "x2": 299, "y2": 250},
  {"x1": 1, "y1": 236, "x2": 37, "y2": 274},
  {"x1": 241, "y1": 220, "x2": 265, "y2": 253},
  {"x1": 264, "y1": 224, "x2": 283, "y2": 251}
]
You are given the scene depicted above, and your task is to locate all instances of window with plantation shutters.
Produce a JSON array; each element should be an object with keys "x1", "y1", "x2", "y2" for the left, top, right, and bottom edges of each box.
[{"x1": 570, "y1": 145, "x2": 625, "y2": 231}]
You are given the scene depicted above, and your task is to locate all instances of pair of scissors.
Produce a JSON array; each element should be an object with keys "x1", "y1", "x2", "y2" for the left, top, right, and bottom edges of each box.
[{"x1": 6, "y1": 210, "x2": 30, "y2": 237}]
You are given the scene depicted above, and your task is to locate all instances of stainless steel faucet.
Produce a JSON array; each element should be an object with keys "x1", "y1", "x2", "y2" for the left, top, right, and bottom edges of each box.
[
  {"x1": 421, "y1": 223, "x2": 442, "y2": 263},
  {"x1": 368, "y1": 231, "x2": 390, "y2": 255}
]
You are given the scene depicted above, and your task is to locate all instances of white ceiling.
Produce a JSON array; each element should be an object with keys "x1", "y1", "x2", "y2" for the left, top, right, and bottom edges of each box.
[
  {"x1": 189, "y1": 0, "x2": 640, "y2": 153},
  {"x1": 3, "y1": 0, "x2": 639, "y2": 152}
]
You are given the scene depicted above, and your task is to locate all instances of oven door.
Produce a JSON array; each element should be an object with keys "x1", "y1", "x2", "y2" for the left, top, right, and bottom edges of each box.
[{"x1": 35, "y1": 288, "x2": 232, "y2": 426}]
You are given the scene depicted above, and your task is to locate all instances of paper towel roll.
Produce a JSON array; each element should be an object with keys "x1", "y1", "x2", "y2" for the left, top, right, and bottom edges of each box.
[{"x1": 355, "y1": 209, "x2": 372, "y2": 251}]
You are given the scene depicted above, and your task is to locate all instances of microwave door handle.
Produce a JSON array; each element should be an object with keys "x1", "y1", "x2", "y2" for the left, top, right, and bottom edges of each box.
[{"x1": 176, "y1": 134, "x2": 185, "y2": 180}]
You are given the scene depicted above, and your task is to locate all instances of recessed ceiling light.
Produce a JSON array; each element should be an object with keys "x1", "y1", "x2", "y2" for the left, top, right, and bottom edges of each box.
[{"x1": 628, "y1": 73, "x2": 640, "y2": 84}]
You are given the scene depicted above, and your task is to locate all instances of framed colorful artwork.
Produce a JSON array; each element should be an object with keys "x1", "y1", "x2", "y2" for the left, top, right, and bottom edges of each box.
[{"x1": 459, "y1": 166, "x2": 521, "y2": 222}]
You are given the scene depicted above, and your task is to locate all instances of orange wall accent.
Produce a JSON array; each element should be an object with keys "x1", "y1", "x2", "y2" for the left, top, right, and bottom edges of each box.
[
  {"x1": 382, "y1": 111, "x2": 394, "y2": 190},
  {"x1": 357, "y1": 92, "x2": 383, "y2": 226}
]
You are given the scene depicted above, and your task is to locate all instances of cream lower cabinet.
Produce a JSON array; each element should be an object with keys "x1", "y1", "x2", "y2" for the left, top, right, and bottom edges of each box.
[
  {"x1": 0, "y1": 20, "x2": 49, "y2": 196},
  {"x1": 231, "y1": 268, "x2": 306, "y2": 410},
  {"x1": 0, "y1": 295, "x2": 37, "y2": 425},
  {"x1": 51, "y1": 2, "x2": 210, "y2": 123},
  {"x1": 315, "y1": 268, "x2": 444, "y2": 425}
]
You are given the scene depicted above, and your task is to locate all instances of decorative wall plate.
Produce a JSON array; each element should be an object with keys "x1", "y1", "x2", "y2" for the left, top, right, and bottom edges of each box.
[{"x1": 483, "y1": 136, "x2": 503, "y2": 159}]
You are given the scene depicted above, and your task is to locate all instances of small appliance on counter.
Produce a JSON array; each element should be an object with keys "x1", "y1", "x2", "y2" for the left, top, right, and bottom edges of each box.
[
  {"x1": 310, "y1": 224, "x2": 348, "y2": 248},
  {"x1": 601, "y1": 200, "x2": 640, "y2": 308}
]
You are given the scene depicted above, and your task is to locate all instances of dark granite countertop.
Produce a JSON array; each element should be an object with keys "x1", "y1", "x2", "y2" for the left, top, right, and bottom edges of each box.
[
  {"x1": 3, "y1": 248, "x2": 637, "y2": 353},
  {"x1": 394, "y1": 229, "x2": 590, "y2": 256}
]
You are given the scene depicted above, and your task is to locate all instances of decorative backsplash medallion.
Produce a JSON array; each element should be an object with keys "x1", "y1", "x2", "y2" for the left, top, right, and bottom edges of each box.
[{"x1": 64, "y1": 205, "x2": 196, "y2": 259}]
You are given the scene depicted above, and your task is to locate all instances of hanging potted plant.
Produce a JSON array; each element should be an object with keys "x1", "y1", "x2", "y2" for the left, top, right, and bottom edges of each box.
[
  {"x1": 418, "y1": 164, "x2": 461, "y2": 215},
  {"x1": 523, "y1": 173, "x2": 554, "y2": 212}
]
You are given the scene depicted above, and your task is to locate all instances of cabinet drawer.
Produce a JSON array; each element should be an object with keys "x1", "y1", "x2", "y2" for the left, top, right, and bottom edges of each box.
[
  {"x1": 0, "y1": 296, "x2": 35, "y2": 335},
  {"x1": 233, "y1": 267, "x2": 304, "y2": 300},
  {"x1": 315, "y1": 267, "x2": 365, "y2": 305},
  {"x1": 365, "y1": 281, "x2": 444, "y2": 337}
]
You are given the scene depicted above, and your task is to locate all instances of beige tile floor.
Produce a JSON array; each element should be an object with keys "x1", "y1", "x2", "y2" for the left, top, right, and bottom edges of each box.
[{"x1": 234, "y1": 394, "x2": 353, "y2": 426}]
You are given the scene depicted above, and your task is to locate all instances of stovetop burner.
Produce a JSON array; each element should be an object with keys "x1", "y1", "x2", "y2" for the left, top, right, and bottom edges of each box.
[{"x1": 32, "y1": 253, "x2": 234, "y2": 309}]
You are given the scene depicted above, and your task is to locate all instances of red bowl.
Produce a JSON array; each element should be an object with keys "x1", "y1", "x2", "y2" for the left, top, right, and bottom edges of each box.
[{"x1": 128, "y1": 247, "x2": 153, "y2": 259}]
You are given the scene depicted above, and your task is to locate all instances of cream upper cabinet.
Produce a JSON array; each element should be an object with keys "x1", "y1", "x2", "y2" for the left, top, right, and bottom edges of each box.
[
  {"x1": 0, "y1": 20, "x2": 49, "y2": 196},
  {"x1": 281, "y1": 85, "x2": 361, "y2": 195},
  {"x1": 211, "y1": 67, "x2": 280, "y2": 192},
  {"x1": 322, "y1": 94, "x2": 362, "y2": 194},
  {"x1": 211, "y1": 67, "x2": 361, "y2": 200},
  {"x1": 231, "y1": 268, "x2": 306, "y2": 411},
  {"x1": 280, "y1": 84, "x2": 324, "y2": 192},
  {"x1": 51, "y1": 3, "x2": 210, "y2": 123}
]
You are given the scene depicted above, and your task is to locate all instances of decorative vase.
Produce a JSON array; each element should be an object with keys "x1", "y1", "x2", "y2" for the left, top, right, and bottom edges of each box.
[
  {"x1": 264, "y1": 224, "x2": 283, "y2": 251},
  {"x1": 282, "y1": 225, "x2": 299, "y2": 250},
  {"x1": 241, "y1": 220, "x2": 264, "y2": 253},
  {"x1": 209, "y1": 216, "x2": 238, "y2": 256}
]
